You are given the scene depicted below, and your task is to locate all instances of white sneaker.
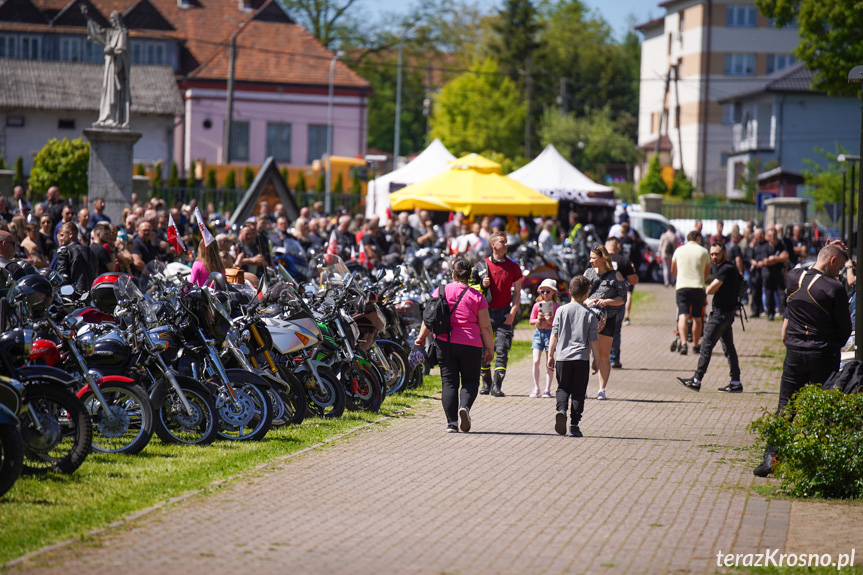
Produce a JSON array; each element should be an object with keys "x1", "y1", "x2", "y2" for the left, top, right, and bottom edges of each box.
[
  {"x1": 596, "y1": 390, "x2": 607, "y2": 400},
  {"x1": 458, "y1": 407, "x2": 471, "y2": 432}
]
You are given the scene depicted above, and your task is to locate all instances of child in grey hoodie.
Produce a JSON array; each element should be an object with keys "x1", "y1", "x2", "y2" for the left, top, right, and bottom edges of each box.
[{"x1": 548, "y1": 276, "x2": 600, "y2": 437}]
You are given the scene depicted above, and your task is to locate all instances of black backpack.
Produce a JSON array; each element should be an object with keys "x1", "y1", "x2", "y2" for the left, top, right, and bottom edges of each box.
[
  {"x1": 823, "y1": 360, "x2": 863, "y2": 394},
  {"x1": 423, "y1": 284, "x2": 469, "y2": 338}
]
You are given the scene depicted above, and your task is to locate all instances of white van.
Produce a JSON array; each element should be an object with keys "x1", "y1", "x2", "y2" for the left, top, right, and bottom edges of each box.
[{"x1": 627, "y1": 211, "x2": 671, "y2": 253}]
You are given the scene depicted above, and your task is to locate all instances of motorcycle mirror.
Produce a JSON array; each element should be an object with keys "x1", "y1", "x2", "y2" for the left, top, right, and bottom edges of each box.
[{"x1": 60, "y1": 284, "x2": 75, "y2": 296}]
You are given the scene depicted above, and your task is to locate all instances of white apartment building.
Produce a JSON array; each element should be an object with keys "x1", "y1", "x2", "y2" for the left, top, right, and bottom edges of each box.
[{"x1": 635, "y1": 0, "x2": 800, "y2": 196}]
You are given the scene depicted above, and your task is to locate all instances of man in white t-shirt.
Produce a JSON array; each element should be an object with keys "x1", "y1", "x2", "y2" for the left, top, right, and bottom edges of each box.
[{"x1": 671, "y1": 230, "x2": 710, "y2": 356}]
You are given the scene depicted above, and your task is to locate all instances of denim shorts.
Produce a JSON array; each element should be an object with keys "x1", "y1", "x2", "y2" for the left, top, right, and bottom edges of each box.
[{"x1": 532, "y1": 328, "x2": 552, "y2": 351}]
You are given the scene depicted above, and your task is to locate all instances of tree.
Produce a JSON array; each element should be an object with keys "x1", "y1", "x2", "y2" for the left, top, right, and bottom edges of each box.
[
  {"x1": 29, "y1": 138, "x2": 89, "y2": 199},
  {"x1": 490, "y1": 0, "x2": 542, "y2": 85},
  {"x1": 738, "y1": 158, "x2": 763, "y2": 204},
  {"x1": 430, "y1": 58, "x2": 525, "y2": 158},
  {"x1": 803, "y1": 146, "x2": 848, "y2": 213},
  {"x1": 13, "y1": 156, "x2": 25, "y2": 187},
  {"x1": 280, "y1": 0, "x2": 362, "y2": 50},
  {"x1": 295, "y1": 170, "x2": 307, "y2": 192},
  {"x1": 332, "y1": 173, "x2": 344, "y2": 194},
  {"x1": 167, "y1": 162, "x2": 180, "y2": 187},
  {"x1": 350, "y1": 168, "x2": 362, "y2": 194},
  {"x1": 0, "y1": 156, "x2": 7, "y2": 170},
  {"x1": 224, "y1": 169, "x2": 237, "y2": 190},
  {"x1": 243, "y1": 166, "x2": 255, "y2": 189},
  {"x1": 151, "y1": 162, "x2": 162, "y2": 187},
  {"x1": 638, "y1": 156, "x2": 667, "y2": 196},
  {"x1": 670, "y1": 169, "x2": 694, "y2": 199},
  {"x1": 185, "y1": 175, "x2": 196, "y2": 189},
  {"x1": 205, "y1": 168, "x2": 217, "y2": 189},
  {"x1": 315, "y1": 173, "x2": 325, "y2": 193},
  {"x1": 755, "y1": 0, "x2": 862, "y2": 96},
  {"x1": 136, "y1": 163, "x2": 146, "y2": 176},
  {"x1": 538, "y1": 106, "x2": 637, "y2": 180}
]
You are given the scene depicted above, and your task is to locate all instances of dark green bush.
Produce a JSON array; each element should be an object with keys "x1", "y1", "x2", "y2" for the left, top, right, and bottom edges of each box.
[
  {"x1": 224, "y1": 169, "x2": 236, "y2": 190},
  {"x1": 750, "y1": 385, "x2": 863, "y2": 499},
  {"x1": 29, "y1": 139, "x2": 89, "y2": 199},
  {"x1": 167, "y1": 162, "x2": 180, "y2": 187},
  {"x1": 295, "y1": 171, "x2": 306, "y2": 192},
  {"x1": 242, "y1": 166, "x2": 255, "y2": 189},
  {"x1": 205, "y1": 168, "x2": 217, "y2": 189}
]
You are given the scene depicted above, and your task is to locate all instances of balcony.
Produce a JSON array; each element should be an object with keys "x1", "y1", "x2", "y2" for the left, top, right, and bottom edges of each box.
[{"x1": 732, "y1": 119, "x2": 775, "y2": 152}]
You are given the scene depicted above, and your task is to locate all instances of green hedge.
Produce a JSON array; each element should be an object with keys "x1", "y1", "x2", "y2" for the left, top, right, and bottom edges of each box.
[{"x1": 750, "y1": 385, "x2": 863, "y2": 499}]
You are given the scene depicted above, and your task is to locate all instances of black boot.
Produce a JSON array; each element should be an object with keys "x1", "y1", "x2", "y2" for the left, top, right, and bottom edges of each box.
[
  {"x1": 753, "y1": 449, "x2": 776, "y2": 477},
  {"x1": 491, "y1": 371, "x2": 506, "y2": 397},
  {"x1": 479, "y1": 369, "x2": 492, "y2": 395}
]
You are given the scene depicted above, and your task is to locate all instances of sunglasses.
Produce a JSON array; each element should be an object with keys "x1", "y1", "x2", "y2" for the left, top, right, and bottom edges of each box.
[{"x1": 539, "y1": 289, "x2": 554, "y2": 294}]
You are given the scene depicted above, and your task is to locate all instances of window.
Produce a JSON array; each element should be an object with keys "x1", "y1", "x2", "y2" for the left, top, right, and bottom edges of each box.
[
  {"x1": 130, "y1": 41, "x2": 166, "y2": 65},
  {"x1": 6, "y1": 116, "x2": 24, "y2": 127},
  {"x1": 266, "y1": 123, "x2": 292, "y2": 163},
  {"x1": 60, "y1": 37, "x2": 82, "y2": 61},
  {"x1": 84, "y1": 40, "x2": 101, "y2": 63},
  {"x1": 0, "y1": 35, "x2": 40, "y2": 59},
  {"x1": 722, "y1": 104, "x2": 736, "y2": 126},
  {"x1": 58, "y1": 119, "x2": 76, "y2": 130},
  {"x1": 727, "y1": 5, "x2": 757, "y2": 27},
  {"x1": 767, "y1": 53, "x2": 796, "y2": 74},
  {"x1": 724, "y1": 53, "x2": 755, "y2": 76},
  {"x1": 307, "y1": 124, "x2": 328, "y2": 164},
  {"x1": 227, "y1": 120, "x2": 250, "y2": 162}
]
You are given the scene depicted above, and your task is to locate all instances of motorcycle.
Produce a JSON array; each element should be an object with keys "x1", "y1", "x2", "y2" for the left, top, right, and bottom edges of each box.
[{"x1": 0, "y1": 375, "x2": 25, "y2": 497}]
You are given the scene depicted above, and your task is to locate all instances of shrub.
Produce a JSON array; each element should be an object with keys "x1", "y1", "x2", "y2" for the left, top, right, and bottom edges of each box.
[
  {"x1": 167, "y1": 162, "x2": 180, "y2": 187},
  {"x1": 224, "y1": 169, "x2": 236, "y2": 189},
  {"x1": 315, "y1": 173, "x2": 325, "y2": 193},
  {"x1": 350, "y1": 169, "x2": 362, "y2": 194},
  {"x1": 638, "y1": 155, "x2": 667, "y2": 196},
  {"x1": 13, "y1": 156, "x2": 26, "y2": 187},
  {"x1": 670, "y1": 169, "x2": 694, "y2": 199},
  {"x1": 185, "y1": 175, "x2": 196, "y2": 189},
  {"x1": 295, "y1": 171, "x2": 307, "y2": 192},
  {"x1": 242, "y1": 166, "x2": 255, "y2": 189},
  {"x1": 750, "y1": 385, "x2": 863, "y2": 499},
  {"x1": 205, "y1": 168, "x2": 217, "y2": 189},
  {"x1": 151, "y1": 162, "x2": 162, "y2": 187},
  {"x1": 136, "y1": 163, "x2": 146, "y2": 176},
  {"x1": 332, "y1": 173, "x2": 344, "y2": 194},
  {"x1": 0, "y1": 156, "x2": 7, "y2": 170},
  {"x1": 29, "y1": 138, "x2": 89, "y2": 199}
]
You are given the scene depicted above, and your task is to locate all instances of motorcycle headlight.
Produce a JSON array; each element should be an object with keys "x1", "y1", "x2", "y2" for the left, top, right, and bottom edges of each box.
[{"x1": 78, "y1": 332, "x2": 95, "y2": 356}]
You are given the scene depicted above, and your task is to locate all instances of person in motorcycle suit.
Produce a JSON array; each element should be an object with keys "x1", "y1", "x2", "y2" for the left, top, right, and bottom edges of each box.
[
  {"x1": 328, "y1": 215, "x2": 358, "y2": 262},
  {"x1": 53, "y1": 222, "x2": 97, "y2": 296},
  {"x1": 470, "y1": 230, "x2": 523, "y2": 397}
]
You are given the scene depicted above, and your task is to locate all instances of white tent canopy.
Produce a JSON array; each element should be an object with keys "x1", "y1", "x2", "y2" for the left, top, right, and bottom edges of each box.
[
  {"x1": 365, "y1": 138, "x2": 457, "y2": 220},
  {"x1": 509, "y1": 144, "x2": 614, "y2": 203}
]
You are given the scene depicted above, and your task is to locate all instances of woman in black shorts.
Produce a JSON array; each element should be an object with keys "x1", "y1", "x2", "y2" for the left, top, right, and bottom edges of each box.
[{"x1": 583, "y1": 245, "x2": 629, "y2": 400}]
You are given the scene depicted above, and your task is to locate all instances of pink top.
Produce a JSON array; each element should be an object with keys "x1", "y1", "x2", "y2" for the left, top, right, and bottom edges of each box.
[
  {"x1": 431, "y1": 283, "x2": 489, "y2": 348},
  {"x1": 529, "y1": 301, "x2": 559, "y2": 330},
  {"x1": 190, "y1": 260, "x2": 209, "y2": 287}
]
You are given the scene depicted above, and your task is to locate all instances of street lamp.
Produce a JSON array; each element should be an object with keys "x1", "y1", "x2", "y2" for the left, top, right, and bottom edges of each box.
[
  {"x1": 394, "y1": 26, "x2": 417, "y2": 170},
  {"x1": 838, "y1": 153, "x2": 860, "y2": 259},
  {"x1": 845, "y1": 64, "x2": 863, "y2": 359},
  {"x1": 325, "y1": 49, "x2": 344, "y2": 215},
  {"x1": 840, "y1": 168, "x2": 847, "y2": 243}
]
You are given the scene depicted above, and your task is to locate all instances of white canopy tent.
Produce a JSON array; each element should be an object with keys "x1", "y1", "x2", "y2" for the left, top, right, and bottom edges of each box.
[
  {"x1": 365, "y1": 139, "x2": 457, "y2": 220},
  {"x1": 509, "y1": 144, "x2": 614, "y2": 203}
]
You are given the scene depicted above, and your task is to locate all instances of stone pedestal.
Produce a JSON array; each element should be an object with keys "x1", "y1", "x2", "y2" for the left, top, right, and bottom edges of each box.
[
  {"x1": 640, "y1": 193, "x2": 664, "y2": 214},
  {"x1": 764, "y1": 197, "x2": 807, "y2": 229},
  {"x1": 84, "y1": 128, "x2": 141, "y2": 225},
  {"x1": 0, "y1": 169, "x2": 13, "y2": 197}
]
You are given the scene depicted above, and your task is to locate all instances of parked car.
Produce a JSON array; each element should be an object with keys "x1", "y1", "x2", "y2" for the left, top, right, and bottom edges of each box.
[{"x1": 627, "y1": 211, "x2": 672, "y2": 254}]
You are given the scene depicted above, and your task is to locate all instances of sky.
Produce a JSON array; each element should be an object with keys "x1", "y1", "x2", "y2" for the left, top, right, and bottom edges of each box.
[{"x1": 366, "y1": 0, "x2": 658, "y2": 41}]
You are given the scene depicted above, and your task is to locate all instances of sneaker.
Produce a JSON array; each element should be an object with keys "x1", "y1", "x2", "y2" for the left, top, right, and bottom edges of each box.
[
  {"x1": 622, "y1": 317, "x2": 631, "y2": 326},
  {"x1": 458, "y1": 407, "x2": 471, "y2": 432},
  {"x1": 596, "y1": 389, "x2": 607, "y2": 400},
  {"x1": 670, "y1": 337, "x2": 679, "y2": 352},
  {"x1": 529, "y1": 389, "x2": 540, "y2": 398},
  {"x1": 446, "y1": 425, "x2": 458, "y2": 433},
  {"x1": 753, "y1": 453, "x2": 776, "y2": 477},
  {"x1": 767, "y1": 314, "x2": 775, "y2": 321},
  {"x1": 693, "y1": 344, "x2": 701, "y2": 354},
  {"x1": 570, "y1": 427, "x2": 583, "y2": 438},
  {"x1": 541, "y1": 391, "x2": 552, "y2": 398},
  {"x1": 677, "y1": 376, "x2": 701, "y2": 392},
  {"x1": 611, "y1": 361, "x2": 622, "y2": 369},
  {"x1": 555, "y1": 411, "x2": 567, "y2": 435},
  {"x1": 718, "y1": 382, "x2": 744, "y2": 393},
  {"x1": 679, "y1": 343, "x2": 688, "y2": 356}
]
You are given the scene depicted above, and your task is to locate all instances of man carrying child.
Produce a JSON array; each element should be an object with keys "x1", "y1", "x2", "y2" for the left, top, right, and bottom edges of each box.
[{"x1": 547, "y1": 276, "x2": 600, "y2": 438}]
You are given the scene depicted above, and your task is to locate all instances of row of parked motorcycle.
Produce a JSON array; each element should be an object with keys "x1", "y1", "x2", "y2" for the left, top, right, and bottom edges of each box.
[{"x1": 0, "y1": 253, "x2": 434, "y2": 499}]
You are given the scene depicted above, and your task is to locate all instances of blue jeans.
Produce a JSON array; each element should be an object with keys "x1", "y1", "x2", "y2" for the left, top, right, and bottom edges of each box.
[
  {"x1": 610, "y1": 310, "x2": 623, "y2": 364},
  {"x1": 532, "y1": 328, "x2": 552, "y2": 351}
]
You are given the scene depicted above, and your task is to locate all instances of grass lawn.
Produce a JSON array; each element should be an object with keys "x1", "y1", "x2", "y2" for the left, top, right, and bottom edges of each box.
[{"x1": 0, "y1": 340, "x2": 533, "y2": 565}]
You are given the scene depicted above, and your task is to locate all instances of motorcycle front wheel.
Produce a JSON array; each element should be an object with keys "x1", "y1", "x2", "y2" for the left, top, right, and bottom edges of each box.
[
  {"x1": 152, "y1": 377, "x2": 219, "y2": 445},
  {"x1": 377, "y1": 341, "x2": 409, "y2": 396},
  {"x1": 20, "y1": 382, "x2": 92, "y2": 475},
  {"x1": 301, "y1": 365, "x2": 345, "y2": 419},
  {"x1": 344, "y1": 361, "x2": 384, "y2": 413},
  {"x1": 272, "y1": 367, "x2": 307, "y2": 426},
  {"x1": 217, "y1": 370, "x2": 273, "y2": 441},
  {"x1": 0, "y1": 424, "x2": 23, "y2": 498},
  {"x1": 80, "y1": 381, "x2": 154, "y2": 455}
]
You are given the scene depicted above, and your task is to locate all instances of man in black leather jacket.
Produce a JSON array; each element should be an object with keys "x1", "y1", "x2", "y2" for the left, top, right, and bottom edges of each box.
[{"x1": 54, "y1": 222, "x2": 97, "y2": 296}]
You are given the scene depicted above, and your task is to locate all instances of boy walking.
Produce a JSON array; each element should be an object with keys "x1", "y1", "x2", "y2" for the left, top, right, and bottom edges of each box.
[{"x1": 548, "y1": 276, "x2": 600, "y2": 437}]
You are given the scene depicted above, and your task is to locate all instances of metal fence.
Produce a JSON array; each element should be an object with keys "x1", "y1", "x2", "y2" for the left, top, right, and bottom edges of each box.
[{"x1": 661, "y1": 201, "x2": 760, "y2": 222}]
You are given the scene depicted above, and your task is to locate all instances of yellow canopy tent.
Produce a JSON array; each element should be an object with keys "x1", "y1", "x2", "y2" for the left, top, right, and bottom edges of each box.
[{"x1": 389, "y1": 154, "x2": 558, "y2": 217}]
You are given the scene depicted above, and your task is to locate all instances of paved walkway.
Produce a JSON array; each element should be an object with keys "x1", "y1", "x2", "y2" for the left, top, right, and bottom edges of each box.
[{"x1": 12, "y1": 284, "x2": 863, "y2": 574}]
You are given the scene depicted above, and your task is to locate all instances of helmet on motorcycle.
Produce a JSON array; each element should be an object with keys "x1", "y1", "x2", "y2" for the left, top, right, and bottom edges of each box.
[
  {"x1": 8, "y1": 274, "x2": 54, "y2": 317},
  {"x1": 91, "y1": 273, "x2": 126, "y2": 314}
]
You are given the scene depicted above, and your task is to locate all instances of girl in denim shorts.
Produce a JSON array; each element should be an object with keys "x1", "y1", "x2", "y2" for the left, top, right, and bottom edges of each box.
[{"x1": 529, "y1": 278, "x2": 560, "y2": 397}]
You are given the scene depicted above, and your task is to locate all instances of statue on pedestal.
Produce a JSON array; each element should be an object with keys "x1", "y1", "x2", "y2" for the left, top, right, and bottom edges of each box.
[{"x1": 81, "y1": 5, "x2": 131, "y2": 128}]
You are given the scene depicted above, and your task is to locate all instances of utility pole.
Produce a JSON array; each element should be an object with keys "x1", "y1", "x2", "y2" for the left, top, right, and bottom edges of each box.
[
  {"x1": 223, "y1": 34, "x2": 236, "y2": 165},
  {"x1": 524, "y1": 56, "x2": 532, "y2": 159},
  {"x1": 654, "y1": 70, "x2": 672, "y2": 158},
  {"x1": 673, "y1": 63, "x2": 685, "y2": 175}
]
